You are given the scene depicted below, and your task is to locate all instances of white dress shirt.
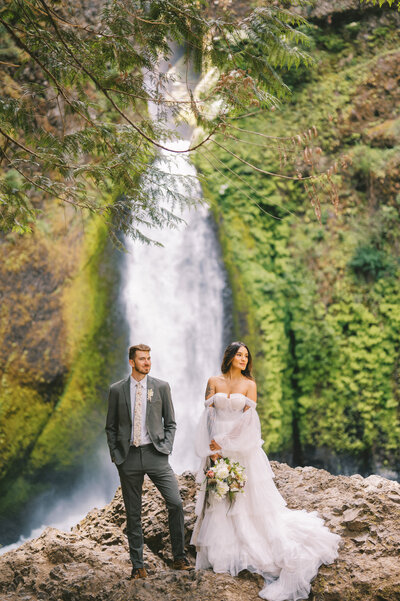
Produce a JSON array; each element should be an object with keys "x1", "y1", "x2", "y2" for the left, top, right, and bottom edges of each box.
[{"x1": 130, "y1": 375, "x2": 152, "y2": 446}]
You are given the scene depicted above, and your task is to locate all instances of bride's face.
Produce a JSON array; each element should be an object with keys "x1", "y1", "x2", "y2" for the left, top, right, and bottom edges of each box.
[{"x1": 231, "y1": 346, "x2": 248, "y2": 371}]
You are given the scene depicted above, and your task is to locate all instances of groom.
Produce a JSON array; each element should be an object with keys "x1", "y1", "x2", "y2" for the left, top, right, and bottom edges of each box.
[{"x1": 105, "y1": 343, "x2": 190, "y2": 579}]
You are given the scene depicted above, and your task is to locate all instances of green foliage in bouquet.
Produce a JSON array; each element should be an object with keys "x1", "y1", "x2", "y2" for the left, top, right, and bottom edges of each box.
[{"x1": 205, "y1": 457, "x2": 247, "y2": 503}]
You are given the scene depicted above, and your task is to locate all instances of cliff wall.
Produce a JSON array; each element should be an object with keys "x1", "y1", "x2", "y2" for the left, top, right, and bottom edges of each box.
[
  {"x1": 196, "y1": 1, "x2": 400, "y2": 476},
  {"x1": 0, "y1": 204, "x2": 128, "y2": 541}
]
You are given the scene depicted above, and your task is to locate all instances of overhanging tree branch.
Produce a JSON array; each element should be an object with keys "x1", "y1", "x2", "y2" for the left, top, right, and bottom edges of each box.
[
  {"x1": 1, "y1": 0, "x2": 331, "y2": 237},
  {"x1": 38, "y1": 0, "x2": 221, "y2": 155}
]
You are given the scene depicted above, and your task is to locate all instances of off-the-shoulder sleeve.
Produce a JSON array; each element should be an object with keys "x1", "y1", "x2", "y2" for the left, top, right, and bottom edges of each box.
[
  {"x1": 193, "y1": 401, "x2": 218, "y2": 485},
  {"x1": 213, "y1": 401, "x2": 262, "y2": 454},
  {"x1": 195, "y1": 401, "x2": 217, "y2": 460},
  {"x1": 204, "y1": 395, "x2": 215, "y2": 408}
]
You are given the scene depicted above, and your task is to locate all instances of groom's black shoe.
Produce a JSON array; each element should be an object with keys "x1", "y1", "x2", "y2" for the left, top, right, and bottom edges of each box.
[
  {"x1": 172, "y1": 557, "x2": 192, "y2": 570},
  {"x1": 131, "y1": 567, "x2": 147, "y2": 580}
]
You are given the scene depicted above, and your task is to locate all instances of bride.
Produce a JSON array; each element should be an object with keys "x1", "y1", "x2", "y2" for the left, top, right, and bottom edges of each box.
[{"x1": 191, "y1": 341, "x2": 341, "y2": 601}]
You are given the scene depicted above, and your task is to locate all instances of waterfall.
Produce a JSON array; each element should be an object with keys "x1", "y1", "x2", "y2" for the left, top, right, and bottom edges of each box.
[
  {"x1": 122, "y1": 140, "x2": 229, "y2": 473},
  {"x1": 0, "y1": 140, "x2": 230, "y2": 555}
]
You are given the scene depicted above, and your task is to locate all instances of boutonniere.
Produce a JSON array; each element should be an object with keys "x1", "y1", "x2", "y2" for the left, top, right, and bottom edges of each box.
[{"x1": 147, "y1": 389, "x2": 154, "y2": 402}]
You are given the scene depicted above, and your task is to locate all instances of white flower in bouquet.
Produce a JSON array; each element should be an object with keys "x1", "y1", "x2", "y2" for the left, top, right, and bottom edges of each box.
[
  {"x1": 216, "y1": 481, "x2": 229, "y2": 499},
  {"x1": 214, "y1": 463, "x2": 230, "y2": 479},
  {"x1": 205, "y1": 457, "x2": 247, "y2": 504}
]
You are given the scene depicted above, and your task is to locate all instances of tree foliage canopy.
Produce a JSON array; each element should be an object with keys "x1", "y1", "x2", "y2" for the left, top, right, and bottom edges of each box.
[
  {"x1": 361, "y1": 0, "x2": 400, "y2": 8},
  {"x1": 0, "y1": 0, "x2": 313, "y2": 239}
]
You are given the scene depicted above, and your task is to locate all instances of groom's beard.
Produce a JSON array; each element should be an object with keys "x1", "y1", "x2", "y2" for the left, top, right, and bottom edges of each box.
[{"x1": 134, "y1": 365, "x2": 151, "y2": 375}]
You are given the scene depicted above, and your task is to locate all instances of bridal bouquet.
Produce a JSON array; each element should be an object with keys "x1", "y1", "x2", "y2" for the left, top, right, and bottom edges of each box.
[{"x1": 205, "y1": 457, "x2": 247, "y2": 503}]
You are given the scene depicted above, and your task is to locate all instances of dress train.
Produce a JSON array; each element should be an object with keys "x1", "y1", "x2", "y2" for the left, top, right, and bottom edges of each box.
[{"x1": 190, "y1": 393, "x2": 341, "y2": 601}]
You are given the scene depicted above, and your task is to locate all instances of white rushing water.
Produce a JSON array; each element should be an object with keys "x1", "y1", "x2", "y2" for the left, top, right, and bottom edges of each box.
[
  {"x1": 1, "y1": 139, "x2": 229, "y2": 555},
  {"x1": 122, "y1": 140, "x2": 228, "y2": 473},
  {"x1": 0, "y1": 446, "x2": 118, "y2": 554}
]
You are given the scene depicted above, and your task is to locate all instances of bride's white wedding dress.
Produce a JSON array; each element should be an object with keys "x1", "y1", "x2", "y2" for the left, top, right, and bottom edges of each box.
[{"x1": 191, "y1": 393, "x2": 341, "y2": 601}]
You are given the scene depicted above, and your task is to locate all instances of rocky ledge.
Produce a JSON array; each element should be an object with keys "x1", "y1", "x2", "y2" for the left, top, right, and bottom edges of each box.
[{"x1": 0, "y1": 462, "x2": 399, "y2": 601}]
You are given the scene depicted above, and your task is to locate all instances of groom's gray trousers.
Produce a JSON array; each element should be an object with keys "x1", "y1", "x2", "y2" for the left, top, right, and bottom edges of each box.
[{"x1": 117, "y1": 443, "x2": 185, "y2": 568}]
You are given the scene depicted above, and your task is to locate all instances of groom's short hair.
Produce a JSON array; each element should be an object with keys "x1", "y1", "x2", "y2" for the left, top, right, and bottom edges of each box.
[{"x1": 129, "y1": 344, "x2": 151, "y2": 360}]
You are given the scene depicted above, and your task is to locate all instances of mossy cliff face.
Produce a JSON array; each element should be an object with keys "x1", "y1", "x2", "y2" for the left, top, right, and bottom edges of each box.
[
  {"x1": 0, "y1": 204, "x2": 127, "y2": 541},
  {"x1": 0, "y1": 2, "x2": 130, "y2": 542},
  {"x1": 197, "y1": 3, "x2": 400, "y2": 476}
]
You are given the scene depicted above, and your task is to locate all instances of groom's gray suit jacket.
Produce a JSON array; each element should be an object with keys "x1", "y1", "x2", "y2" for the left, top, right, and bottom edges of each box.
[{"x1": 105, "y1": 375, "x2": 176, "y2": 465}]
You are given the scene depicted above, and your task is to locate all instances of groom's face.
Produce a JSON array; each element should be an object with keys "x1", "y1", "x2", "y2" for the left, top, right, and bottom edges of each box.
[{"x1": 130, "y1": 350, "x2": 151, "y2": 375}]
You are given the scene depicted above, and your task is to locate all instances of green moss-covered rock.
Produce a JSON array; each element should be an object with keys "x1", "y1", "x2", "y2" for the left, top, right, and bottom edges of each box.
[
  {"x1": 197, "y1": 4, "x2": 400, "y2": 475},
  {"x1": 0, "y1": 205, "x2": 127, "y2": 537}
]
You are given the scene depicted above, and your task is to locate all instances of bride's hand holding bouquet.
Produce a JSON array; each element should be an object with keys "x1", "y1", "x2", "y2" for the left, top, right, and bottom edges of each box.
[{"x1": 205, "y1": 456, "x2": 247, "y2": 503}]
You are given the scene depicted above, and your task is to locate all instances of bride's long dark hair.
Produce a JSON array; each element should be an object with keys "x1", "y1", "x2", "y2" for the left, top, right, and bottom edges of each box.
[{"x1": 221, "y1": 341, "x2": 254, "y2": 379}]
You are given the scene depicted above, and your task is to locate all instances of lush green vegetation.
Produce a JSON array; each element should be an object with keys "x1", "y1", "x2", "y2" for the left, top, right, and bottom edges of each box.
[
  {"x1": 0, "y1": 0, "x2": 316, "y2": 531},
  {"x1": 196, "y1": 6, "x2": 400, "y2": 474},
  {"x1": 0, "y1": 0, "x2": 312, "y2": 238},
  {"x1": 0, "y1": 208, "x2": 127, "y2": 522},
  {"x1": 1, "y1": 0, "x2": 400, "y2": 540}
]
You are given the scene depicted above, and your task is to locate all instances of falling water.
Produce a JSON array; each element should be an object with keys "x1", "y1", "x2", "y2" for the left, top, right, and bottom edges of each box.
[
  {"x1": 122, "y1": 140, "x2": 229, "y2": 473},
  {"x1": 1, "y1": 140, "x2": 230, "y2": 557},
  {"x1": 1, "y1": 42, "x2": 230, "y2": 551},
  {"x1": 0, "y1": 447, "x2": 117, "y2": 553}
]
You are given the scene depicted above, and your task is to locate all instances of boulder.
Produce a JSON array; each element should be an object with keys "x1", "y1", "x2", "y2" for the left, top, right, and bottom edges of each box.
[{"x1": 0, "y1": 462, "x2": 399, "y2": 601}]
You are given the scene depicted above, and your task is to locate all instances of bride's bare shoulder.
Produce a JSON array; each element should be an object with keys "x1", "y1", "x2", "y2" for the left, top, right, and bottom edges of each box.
[
  {"x1": 205, "y1": 375, "x2": 224, "y2": 399},
  {"x1": 207, "y1": 374, "x2": 225, "y2": 384}
]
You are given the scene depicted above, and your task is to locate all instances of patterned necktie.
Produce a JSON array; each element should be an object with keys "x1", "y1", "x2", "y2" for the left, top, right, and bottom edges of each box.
[{"x1": 133, "y1": 383, "x2": 142, "y2": 447}]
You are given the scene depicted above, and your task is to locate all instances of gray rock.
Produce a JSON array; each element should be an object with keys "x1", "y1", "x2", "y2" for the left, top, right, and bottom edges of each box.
[{"x1": 0, "y1": 464, "x2": 400, "y2": 601}]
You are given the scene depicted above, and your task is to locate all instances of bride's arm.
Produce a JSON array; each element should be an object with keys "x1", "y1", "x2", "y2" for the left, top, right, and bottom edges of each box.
[
  {"x1": 194, "y1": 376, "x2": 219, "y2": 459},
  {"x1": 205, "y1": 376, "x2": 221, "y2": 459},
  {"x1": 213, "y1": 409, "x2": 261, "y2": 452},
  {"x1": 205, "y1": 376, "x2": 216, "y2": 405}
]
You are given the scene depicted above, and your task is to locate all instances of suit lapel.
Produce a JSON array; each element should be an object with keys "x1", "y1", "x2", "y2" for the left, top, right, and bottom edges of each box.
[
  {"x1": 146, "y1": 376, "x2": 156, "y2": 421},
  {"x1": 123, "y1": 376, "x2": 131, "y2": 424}
]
